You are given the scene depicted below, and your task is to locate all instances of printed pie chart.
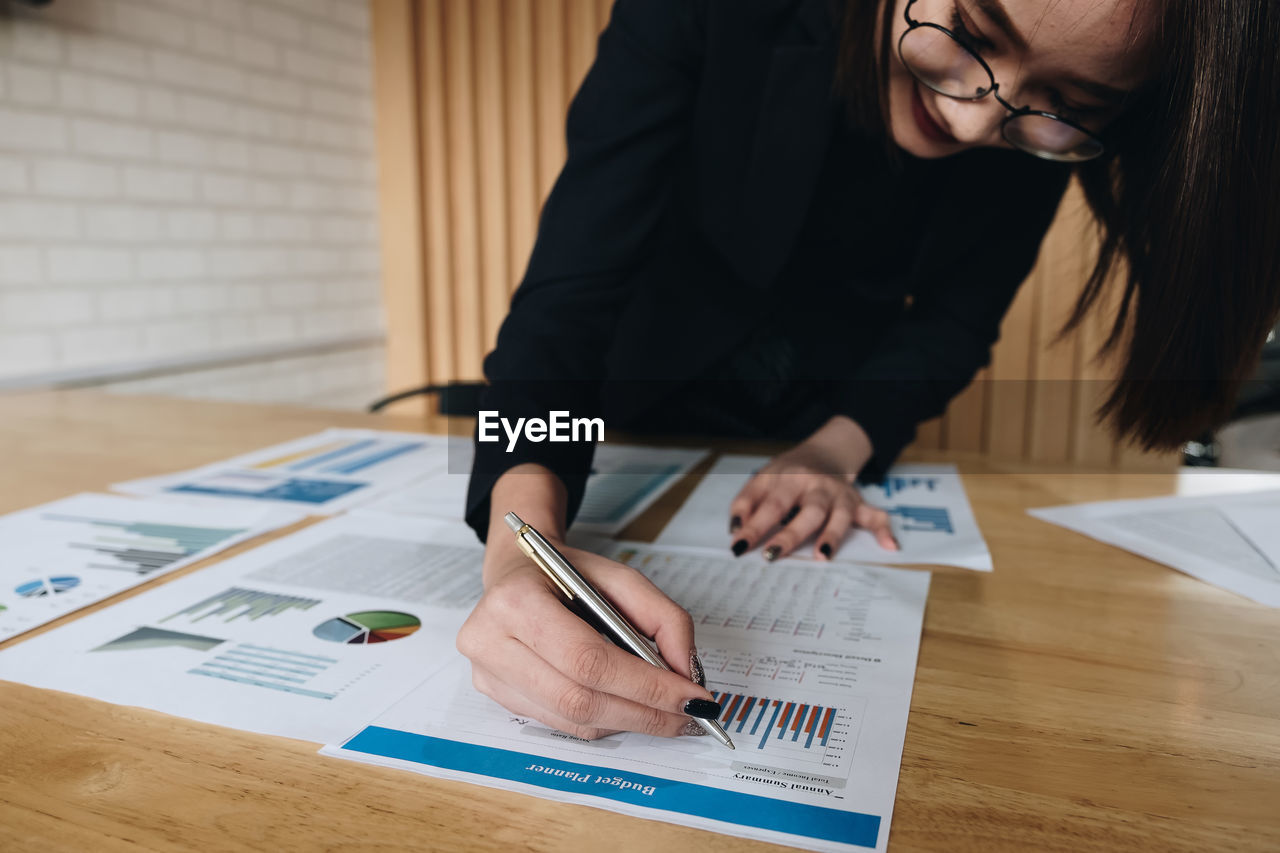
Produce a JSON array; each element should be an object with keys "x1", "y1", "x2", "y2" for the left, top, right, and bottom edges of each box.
[
  {"x1": 313, "y1": 610, "x2": 420, "y2": 644},
  {"x1": 15, "y1": 576, "x2": 81, "y2": 597}
]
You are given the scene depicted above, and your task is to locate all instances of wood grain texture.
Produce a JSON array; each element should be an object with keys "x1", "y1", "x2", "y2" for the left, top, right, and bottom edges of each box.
[
  {"x1": 370, "y1": 0, "x2": 430, "y2": 413},
  {"x1": 418, "y1": 0, "x2": 459, "y2": 389},
  {"x1": 532, "y1": 0, "x2": 568, "y2": 205},
  {"x1": 371, "y1": 3, "x2": 1177, "y2": 463},
  {"x1": 0, "y1": 391, "x2": 1276, "y2": 852},
  {"x1": 502, "y1": 0, "x2": 540, "y2": 296}
]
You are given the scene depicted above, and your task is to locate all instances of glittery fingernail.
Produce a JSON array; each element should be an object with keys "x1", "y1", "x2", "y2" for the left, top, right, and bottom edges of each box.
[
  {"x1": 729, "y1": 515, "x2": 742, "y2": 534},
  {"x1": 763, "y1": 544, "x2": 781, "y2": 562},
  {"x1": 681, "y1": 720, "x2": 709, "y2": 736},
  {"x1": 689, "y1": 650, "x2": 706, "y2": 687}
]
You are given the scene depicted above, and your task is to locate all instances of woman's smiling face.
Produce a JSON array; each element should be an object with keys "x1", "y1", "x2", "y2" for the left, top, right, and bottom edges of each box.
[{"x1": 884, "y1": 0, "x2": 1154, "y2": 158}]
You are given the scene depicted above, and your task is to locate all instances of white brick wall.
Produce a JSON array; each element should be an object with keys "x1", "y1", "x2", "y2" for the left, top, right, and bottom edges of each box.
[{"x1": 0, "y1": 0, "x2": 385, "y2": 410}]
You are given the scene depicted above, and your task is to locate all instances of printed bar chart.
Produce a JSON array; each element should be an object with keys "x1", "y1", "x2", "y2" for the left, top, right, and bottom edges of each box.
[
  {"x1": 710, "y1": 691, "x2": 837, "y2": 752},
  {"x1": 188, "y1": 643, "x2": 340, "y2": 700},
  {"x1": 45, "y1": 513, "x2": 248, "y2": 574},
  {"x1": 888, "y1": 505, "x2": 954, "y2": 534},
  {"x1": 168, "y1": 471, "x2": 365, "y2": 504},
  {"x1": 279, "y1": 440, "x2": 376, "y2": 471},
  {"x1": 876, "y1": 476, "x2": 941, "y2": 499},
  {"x1": 254, "y1": 436, "x2": 427, "y2": 476},
  {"x1": 161, "y1": 587, "x2": 322, "y2": 623},
  {"x1": 321, "y1": 442, "x2": 424, "y2": 475}
]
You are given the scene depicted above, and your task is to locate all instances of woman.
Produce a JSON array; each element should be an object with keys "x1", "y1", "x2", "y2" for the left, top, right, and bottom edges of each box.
[{"x1": 457, "y1": 0, "x2": 1280, "y2": 740}]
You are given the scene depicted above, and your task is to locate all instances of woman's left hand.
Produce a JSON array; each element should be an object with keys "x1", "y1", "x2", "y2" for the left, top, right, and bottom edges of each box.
[{"x1": 727, "y1": 417, "x2": 899, "y2": 561}]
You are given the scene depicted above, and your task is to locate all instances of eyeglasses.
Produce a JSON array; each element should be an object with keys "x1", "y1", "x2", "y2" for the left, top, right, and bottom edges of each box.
[{"x1": 897, "y1": 0, "x2": 1106, "y2": 162}]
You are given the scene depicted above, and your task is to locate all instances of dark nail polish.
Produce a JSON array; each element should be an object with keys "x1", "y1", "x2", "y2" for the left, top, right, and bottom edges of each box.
[
  {"x1": 730, "y1": 515, "x2": 742, "y2": 533},
  {"x1": 689, "y1": 651, "x2": 706, "y2": 687},
  {"x1": 763, "y1": 544, "x2": 781, "y2": 562},
  {"x1": 683, "y1": 698, "x2": 722, "y2": 719},
  {"x1": 731, "y1": 539, "x2": 748, "y2": 557},
  {"x1": 781, "y1": 506, "x2": 799, "y2": 526},
  {"x1": 820, "y1": 543, "x2": 833, "y2": 559}
]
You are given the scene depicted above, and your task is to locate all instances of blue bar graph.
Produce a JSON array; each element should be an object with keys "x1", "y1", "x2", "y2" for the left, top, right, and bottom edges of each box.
[
  {"x1": 188, "y1": 643, "x2": 339, "y2": 700},
  {"x1": 322, "y1": 442, "x2": 424, "y2": 475},
  {"x1": 876, "y1": 476, "x2": 940, "y2": 499},
  {"x1": 888, "y1": 505, "x2": 954, "y2": 534},
  {"x1": 286, "y1": 439, "x2": 378, "y2": 471},
  {"x1": 710, "y1": 691, "x2": 837, "y2": 752}
]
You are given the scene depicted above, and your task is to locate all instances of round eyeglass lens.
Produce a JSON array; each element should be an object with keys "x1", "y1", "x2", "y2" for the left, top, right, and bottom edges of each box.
[
  {"x1": 898, "y1": 25, "x2": 993, "y2": 100},
  {"x1": 1002, "y1": 113, "x2": 1104, "y2": 162}
]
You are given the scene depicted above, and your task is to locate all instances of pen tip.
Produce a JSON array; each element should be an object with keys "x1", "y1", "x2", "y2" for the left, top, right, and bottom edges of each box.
[{"x1": 503, "y1": 512, "x2": 524, "y2": 533}]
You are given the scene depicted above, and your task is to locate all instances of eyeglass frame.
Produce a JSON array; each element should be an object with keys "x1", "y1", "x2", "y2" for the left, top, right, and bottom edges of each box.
[{"x1": 898, "y1": 0, "x2": 1107, "y2": 161}]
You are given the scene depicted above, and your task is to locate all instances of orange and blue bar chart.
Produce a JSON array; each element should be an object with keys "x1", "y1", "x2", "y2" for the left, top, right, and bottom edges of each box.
[{"x1": 710, "y1": 691, "x2": 838, "y2": 751}]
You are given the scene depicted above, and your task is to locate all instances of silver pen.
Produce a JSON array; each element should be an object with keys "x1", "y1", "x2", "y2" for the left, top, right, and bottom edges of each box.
[{"x1": 504, "y1": 511, "x2": 735, "y2": 750}]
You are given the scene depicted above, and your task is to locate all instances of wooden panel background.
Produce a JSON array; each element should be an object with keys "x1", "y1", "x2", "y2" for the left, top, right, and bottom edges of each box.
[{"x1": 369, "y1": 0, "x2": 1168, "y2": 468}]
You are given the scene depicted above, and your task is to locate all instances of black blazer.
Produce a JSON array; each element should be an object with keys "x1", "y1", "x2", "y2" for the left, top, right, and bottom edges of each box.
[{"x1": 466, "y1": 0, "x2": 1070, "y2": 538}]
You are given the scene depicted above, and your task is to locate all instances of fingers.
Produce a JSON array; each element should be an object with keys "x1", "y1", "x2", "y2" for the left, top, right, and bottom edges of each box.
[
  {"x1": 727, "y1": 476, "x2": 767, "y2": 536},
  {"x1": 855, "y1": 502, "x2": 899, "y2": 551},
  {"x1": 758, "y1": 494, "x2": 830, "y2": 561},
  {"x1": 814, "y1": 503, "x2": 854, "y2": 560},
  {"x1": 471, "y1": 664, "x2": 620, "y2": 741},
  {"x1": 585, "y1": 560, "x2": 699, "y2": 682},
  {"x1": 473, "y1": 635, "x2": 695, "y2": 740},
  {"x1": 518, "y1": 605, "x2": 715, "y2": 718},
  {"x1": 723, "y1": 477, "x2": 900, "y2": 561},
  {"x1": 457, "y1": 554, "x2": 719, "y2": 741},
  {"x1": 730, "y1": 481, "x2": 804, "y2": 557}
]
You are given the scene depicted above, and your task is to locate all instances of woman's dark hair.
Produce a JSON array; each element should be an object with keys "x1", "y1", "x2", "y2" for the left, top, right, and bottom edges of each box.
[{"x1": 837, "y1": 0, "x2": 1280, "y2": 451}]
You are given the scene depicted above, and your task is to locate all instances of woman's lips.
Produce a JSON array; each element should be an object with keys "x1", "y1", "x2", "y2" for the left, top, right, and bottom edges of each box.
[{"x1": 911, "y1": 82, "x2": 958, "y2": 145}]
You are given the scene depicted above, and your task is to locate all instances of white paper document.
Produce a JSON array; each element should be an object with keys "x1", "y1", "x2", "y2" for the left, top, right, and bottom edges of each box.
[
  {"x1": 1030, "y1": 489, "x2": 1280, "y2": 606},
  {"x1": 656, "y1": 455, "x2": 992, "y2": 571},
  {"x1": 0, "y1": 493, "x2": 302, "y2": 642},
  {"x1": 364, "y1": 443, "x2": 708, "y2": 535},
  {"x1": 113, "y1": 428, "x2": 449, "y2": 515},
  {"x1": 325, "y1": 542, "x2": 930, "y2": 853},
  {"x1": 0, "y1": 513, "x2": 487, "y2": 742}
]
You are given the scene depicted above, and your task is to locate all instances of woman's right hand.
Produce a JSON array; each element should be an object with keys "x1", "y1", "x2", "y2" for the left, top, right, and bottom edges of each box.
[{"x1": 456, "y1": 465, "x2": 719, "y2": 740}]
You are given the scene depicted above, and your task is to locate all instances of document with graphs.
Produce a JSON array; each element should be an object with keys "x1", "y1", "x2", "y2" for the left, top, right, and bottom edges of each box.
[
  {"x1": 656, "y1": 455, "x2": 992, "y2": 570},
  {"x1": 0, "y1": 492, "x2": 302, "y2": 642},
  {"x1": 113, "y1": 428, "x2": 452, "y2": 515},
  {"x1": 363, "y1": 442, "x2": 707, "y2": 535},
  {"x1": 0, "y1": 514, "x2": 486, "y2": 743},
  {"x1": 325, "y1": 542, "x2": 930, "y2": 853}
]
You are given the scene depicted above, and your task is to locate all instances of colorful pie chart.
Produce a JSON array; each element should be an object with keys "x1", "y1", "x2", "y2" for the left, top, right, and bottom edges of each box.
[{"x1": 313, "y1": 610, "x2": 420, "y2": 644}]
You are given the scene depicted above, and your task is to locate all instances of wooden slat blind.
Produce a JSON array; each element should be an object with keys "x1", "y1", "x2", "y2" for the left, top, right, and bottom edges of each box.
[{"x1": 370, "y1": 0, "x2": 1171, "y2": 467}]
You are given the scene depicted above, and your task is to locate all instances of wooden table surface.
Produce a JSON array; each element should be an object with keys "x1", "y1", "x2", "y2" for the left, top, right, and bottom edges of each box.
[{"x1": 0, "y1": 391, "x2": 1276, "y2": 852}]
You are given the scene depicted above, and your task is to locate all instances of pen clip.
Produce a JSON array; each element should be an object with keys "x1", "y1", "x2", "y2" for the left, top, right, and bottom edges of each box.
[{"x1": 514, "y1": 528, "x2": 575, "y2": 600}]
